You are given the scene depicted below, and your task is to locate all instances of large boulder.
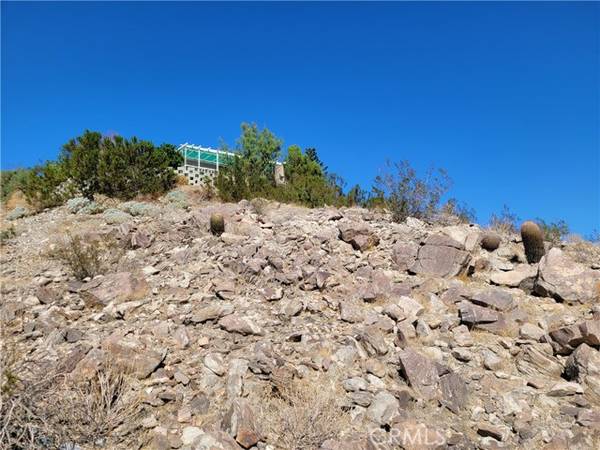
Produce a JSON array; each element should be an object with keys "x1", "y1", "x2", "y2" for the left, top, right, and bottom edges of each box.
[
  {"x1": 338, "y1": 220, "x2": 380, "y2": 251},
  {"x1": 409, "y1": 234, "x2": 470, "y2": 278},
  {"x1": 534, "y1": 248, "x2": 600, "y2": 304},
  {"x1": 102, "y1": 332, "x2": 167, "y2": 380},
  {"x1": 398, "y1": 348, "x2": 440, "y2": 400}
]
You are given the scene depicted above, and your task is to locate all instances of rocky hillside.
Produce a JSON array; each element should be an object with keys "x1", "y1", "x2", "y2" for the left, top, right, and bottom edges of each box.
[{"x1": 2, "y1": 194, "x2": 600, "y2": 449}]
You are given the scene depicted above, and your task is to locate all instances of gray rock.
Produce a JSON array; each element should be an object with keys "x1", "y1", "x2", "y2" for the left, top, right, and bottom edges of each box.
[
  {"x1": 102, "y1": 335, "x2": 166, "y2": 379},
  {"x1": 227, "y1": 358, "x2": 249, "y2": 399},
  {"x1": 356, "y1": 326, "x2": 388, "y2": 356},
  {"x1": 204, "y1": 353, "x2": 226, "y2": 376},
  {"x1": 392, "y1": 241, "x2": 418, "y2": 271},
  {"x1": 7, "y1": 206, "x2": 29, "y2": 220},
  {"x1": 439, "y1": 372, "x2": 469, "y2": 413},
  {"x1": 340, "y1": 301, "x2": 364, "y2": 323},
  {"x1": 366, "y1": 390, "x2": 399, "y2": 425},
  {"x1": 190, "y1": 303, "x2": 234, "y2": 323},
  {"x1": 218, "y1": 315, "x2": 264, "y2": 336},
  {"x1": 396, "y1": 296, "x2": 424, "y2": 322},
  {"x1": 549, "y1": 323, "x2": 584, "y2": 355},
  {"x1": 580, "y1": 319, "x2": 600, "y2": 346},
  {"x1": 519, "y1": 323, "x2": 545, "y2": 341},
  {"x1": 343, "y1": 377, "x2": 368, "y2": 392},
  {"x1": 398, "y1": 348, "x2": 440, "y2": 400}
]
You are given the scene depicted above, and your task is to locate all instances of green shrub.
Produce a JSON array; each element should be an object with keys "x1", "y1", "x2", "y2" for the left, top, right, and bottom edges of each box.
[
  {"x1": 372, "y1": 160, "x2": 451, "y2": 223},
  {"x1": 20, "y1": 161, "x2": 73, "y2": 209},
  {"x1": 60, "y1": 131, "x2": 182, "y2": 200},
  {"x1": 0, "y1": 168, "x2": 32, "y2": 203},
  {"x1": 0, "y1": 226, "x2": 17, "y2": 244}
]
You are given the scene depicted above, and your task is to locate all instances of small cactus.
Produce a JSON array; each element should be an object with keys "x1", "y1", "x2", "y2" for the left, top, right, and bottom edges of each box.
[
  {"x1": 210, "y1": 213, "x2": 225, "y2": 236},
  {"x1": 481, "y1": 232, "x2": 501, "y2": 251},
  {"x1": 521, "y1": 221, "x2": 545, "y2": 263}
]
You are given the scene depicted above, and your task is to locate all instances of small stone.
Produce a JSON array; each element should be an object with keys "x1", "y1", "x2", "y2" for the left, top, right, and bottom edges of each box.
[
  {"x1": 177, "y1": 407, "x2": 192, "y2": 423},
  {"x1": 218, "y1": 315, "x2": 264, "y2": 336},
  {"x1": 142, "y1": 415, "x2": 158, "y2": 429},
  {"x1": 452, "y1": 348, "x2": 474, "y2": 362},
  {"x1": 204, "y1": 353, "x2": 226, "y2": 376},
  {"x1": 519, "y1": 323, "x2": 545, "y2": 341},
  {"x1": 174, "y1": 371, "x2": 190, "y2": 385},
  {"x1": 482, "y1": 350, "x2": 503, "y2": 371},
  {"x1": 477, "y1": 423, "x2": 505, "y2": 441}
]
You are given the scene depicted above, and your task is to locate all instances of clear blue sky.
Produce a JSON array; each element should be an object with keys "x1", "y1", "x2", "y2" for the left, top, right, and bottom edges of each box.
[{"x1": 2, "y1": 1, "x2": 599, "y2": 234}]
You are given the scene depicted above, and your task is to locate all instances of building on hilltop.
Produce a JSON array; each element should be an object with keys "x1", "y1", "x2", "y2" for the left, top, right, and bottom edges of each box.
[
  {"x1": 175, "y1": 143, "x2": 235, "y2": 185},
  {"x1": 176, "y1": 143, "x2": 285, "y2": 185}
]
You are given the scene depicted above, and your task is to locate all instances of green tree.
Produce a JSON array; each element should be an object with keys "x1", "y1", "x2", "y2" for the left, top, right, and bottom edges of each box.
[
  {"x1": 60, "y1": 130, "x2": 103, "y2": 199},
  {"x1": 305, "y1": 147, "x2": 327, "y2": 174},
  {"x1": 215, "y1": 123, "x2": 282, "y2": 201}
]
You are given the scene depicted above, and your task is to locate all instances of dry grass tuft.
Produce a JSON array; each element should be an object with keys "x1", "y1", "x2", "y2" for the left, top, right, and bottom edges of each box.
[
  {"x1": 257, "y1": 370, "x2": 350, "y2": 450},
  {"x1": 1, "y1": 337, "x2": 142, "y2": 449}
]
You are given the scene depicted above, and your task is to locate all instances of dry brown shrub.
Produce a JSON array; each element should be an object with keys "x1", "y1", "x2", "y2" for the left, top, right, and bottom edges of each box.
[
  {"x1": 564, "y1": 234, "x2": 600, "y2": 266},
  {"x1": 257, "y1": 370, "x2": 350, "y2": 450},
  {"x1": 175, "y1": 174, "x2": 189, "y2": 186},
  {"x1": 50, "y1": 231, "x2": 122, "y2": 280},
  {"x1": 55, "y1": 362, "x2": 142, "y2": 447},
  {"x1": 250, "y1": 198, "x2": 268, "y2": 219},
  {"x1": 1, "y1": 337, "x2": 142, "y2": 449}
]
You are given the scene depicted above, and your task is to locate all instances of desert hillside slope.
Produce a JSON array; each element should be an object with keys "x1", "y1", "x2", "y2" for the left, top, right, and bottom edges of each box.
[{"x1": 2, "y1": 193, "x2": 600, "y2": 449}]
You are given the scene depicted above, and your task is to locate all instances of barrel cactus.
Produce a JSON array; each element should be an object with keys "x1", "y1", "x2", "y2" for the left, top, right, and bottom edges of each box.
[
  {"x1": 521, "y1": 221, "x2": 545, "y2": 263},
  {"x1": 210, "y1": 213, "x2": 225, "y2": 236},
  {"x1": 481, "y1": 232, "x2": 501, "y2": 251}
]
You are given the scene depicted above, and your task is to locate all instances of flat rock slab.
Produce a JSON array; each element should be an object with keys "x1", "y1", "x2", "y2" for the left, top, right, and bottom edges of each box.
[
  {"x1": 79, "y1": 272, "x2": 148, "y2": 306},
  {"x1": 398, "y1": 348, "x2": 440, "y2": 400}
]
